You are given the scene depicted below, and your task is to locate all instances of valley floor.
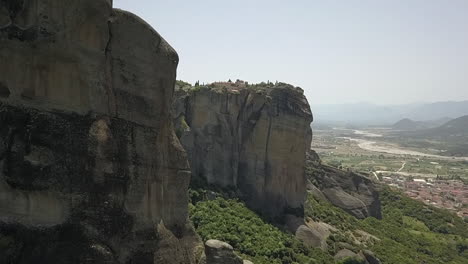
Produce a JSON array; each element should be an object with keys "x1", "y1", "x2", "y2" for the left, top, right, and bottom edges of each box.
[{"x1": 313, "y1": 128, "x2": 468, "y2": 218}]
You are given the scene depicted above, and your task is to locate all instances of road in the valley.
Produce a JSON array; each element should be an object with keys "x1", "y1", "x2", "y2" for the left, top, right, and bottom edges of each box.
[{"x1": 397, "y1": 162, "x2": 406, "y2": 172}]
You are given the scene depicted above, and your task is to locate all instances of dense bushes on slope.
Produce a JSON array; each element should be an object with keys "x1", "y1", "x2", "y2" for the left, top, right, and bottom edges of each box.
[
  {"x1": 189, "y1": 185, "x2": 467, "y2": 264},
  {"x1": 305, "y1": 187, "x2": 468, "y2": 264},
  {"x1": 189, "y1": 190, "x2": 335, "y2": 264},
  {"x1": 379, "y1": 188, "x2": 468, "y2": 236}
]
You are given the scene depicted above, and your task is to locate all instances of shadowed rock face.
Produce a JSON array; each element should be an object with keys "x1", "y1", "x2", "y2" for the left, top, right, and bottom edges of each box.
[
  {"x1": 173, "y1": 83, "x2": 313, "y2": 220},
  {"x1": 306, "y1": 151, "x2": 382, "y2": 219},
  {"x1": 0, "y1": 1, "x2": 203, "y2": 263},
  {"x1": 204, "y1": 240, "x2": 243, "y2": 264}
]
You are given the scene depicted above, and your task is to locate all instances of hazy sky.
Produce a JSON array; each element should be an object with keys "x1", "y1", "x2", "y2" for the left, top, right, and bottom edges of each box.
[{"x1": 113, "y1": 0, "x2": 468, "y2": 106}]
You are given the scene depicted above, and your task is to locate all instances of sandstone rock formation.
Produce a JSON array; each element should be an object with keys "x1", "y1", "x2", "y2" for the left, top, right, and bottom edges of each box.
[
  {"x1": 306, "y1": 151, "x2": 382, "y2": 219},
  {"x1": 173, "y1": 82, "x2": 313, "y2": 220},
  {"x1": 334, "y1": 249, "x2": 365, "y2": 262},
  {"x1": 204, "y1": 239, "x2": 243, "y2": 264},
  {"x1": 362, "y1": 250, "x2": 382, "y2": 264},
  {"x1": 0, "y1": 1, "x2": 202, "y2": 263},
  {"x1": 285, "y1": 215, "x2": 335, "y2": 250},
  {"x1": 334, "y1": 248, "x2": 381, "y2": 264}
]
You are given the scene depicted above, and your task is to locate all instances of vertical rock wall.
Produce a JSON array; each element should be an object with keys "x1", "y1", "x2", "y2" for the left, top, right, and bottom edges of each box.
[
  {"x1": 173, "y1": 83, "x2": 313, "y2": 220},
  {"x1": 0, "y1": 1, "x2": 203, "y2": 263}
]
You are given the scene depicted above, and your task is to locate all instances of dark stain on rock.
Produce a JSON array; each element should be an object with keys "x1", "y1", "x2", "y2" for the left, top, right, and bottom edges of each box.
[
  {"x1": 0, "y1": 222, "x2": 116, "y2": 264},
  {"x1": 0, "y1": 82, "x2": 10, "y2": 98},
  {"x1": 0, "y1": 24, "x2": 37, "y2": 41}
]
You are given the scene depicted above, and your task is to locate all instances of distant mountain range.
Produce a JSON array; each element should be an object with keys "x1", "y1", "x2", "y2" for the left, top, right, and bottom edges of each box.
[
  {"x1": 391, "y1": 115, "x2": 468, "y2": 157},
  {"x1": 312, "y1": 101, "x2": 468, "y2": 126},
  {"x1": 392, "y1": 117, "x2": 452, "y2": 131},
  {"x1": 421, "y1": 115, "x2": 468, "y2": 137}
]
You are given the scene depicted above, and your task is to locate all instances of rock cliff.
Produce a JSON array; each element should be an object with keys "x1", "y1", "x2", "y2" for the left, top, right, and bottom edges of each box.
[
  {"x1": 204, "y1": 239, "x2": 243, "y2": 264},
  {"x1": 173, "y1": 81, "x2": 313, "y2": 220},
  {"x1": 0, "y1": 1, "x2": 203, "y2": 263},
  {"x1": 306, "y1": 151, "x2": 382, "y2": 219}
]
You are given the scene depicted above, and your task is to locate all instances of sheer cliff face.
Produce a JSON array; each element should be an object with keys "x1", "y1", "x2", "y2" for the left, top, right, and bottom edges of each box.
[
  {"x1": 0, "y1": 1, "x2": 202, "y2": 263},
  {"x1": 173, "y1": 84, "x2": 313, "y2": 219}
]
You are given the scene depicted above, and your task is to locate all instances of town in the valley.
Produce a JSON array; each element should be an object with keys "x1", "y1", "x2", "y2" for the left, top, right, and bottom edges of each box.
[{"x1": 313, "y1": 128, "x2": 468, "y2": 219}]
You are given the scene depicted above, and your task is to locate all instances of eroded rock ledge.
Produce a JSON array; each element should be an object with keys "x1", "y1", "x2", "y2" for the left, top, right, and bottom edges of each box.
[
  {"x1": 173, "y1": 81, "x2": 313, "y2": 220},
  {"x1": 0, "y1": 1, "x2": 203, "y2": 263},
  {"x1": 306, "y1": 150, "x2": 382, "y2": 219}
]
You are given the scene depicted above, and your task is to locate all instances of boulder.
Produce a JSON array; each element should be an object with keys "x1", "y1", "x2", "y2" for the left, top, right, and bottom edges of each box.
[
  {"x1": 307, "y1": 180, "x2": 328, "y2": 202},
  {"x1": 362, "y1": 250, "x2": 381, "y2": 264},
  {"x1": 321, "y1": 188, "x2": 371, "y2": 219},
  {"x1": 285, "y1": 215, "x2": 334, "y2": 250},
  {"x1": 295, "y1": 225, "x2": 327, "y2": 249},
  {"x1": 0, "y1": 1, "x2": 203, "y2": 263},
  {"x1": 334, "y1": 249, "x2": 364, "y2": 261},
  {"x1": 205, "y1": 240, "x2": 243, "y2": 264}
]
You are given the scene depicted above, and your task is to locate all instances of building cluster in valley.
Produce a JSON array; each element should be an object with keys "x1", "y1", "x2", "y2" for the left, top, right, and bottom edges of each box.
[{"x1": 382, "y1": 176, "x2": 468, "y2": 219}]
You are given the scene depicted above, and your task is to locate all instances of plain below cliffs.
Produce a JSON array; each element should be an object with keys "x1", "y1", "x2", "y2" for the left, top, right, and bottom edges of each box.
[
  {"x1": 173, "y1": 81, "x2": 313, "y2": 220},
  {"x1": 0, "y1": 1, "x2": 203, "y2": 263}
]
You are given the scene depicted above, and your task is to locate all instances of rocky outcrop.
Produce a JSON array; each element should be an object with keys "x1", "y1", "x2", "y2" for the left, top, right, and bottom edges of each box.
[
  {"x1": 362, "y1": 250, "x2": 382, "y2": 264},
  {"x1": 334, "y1": 249, "x2": 381, "y2": 264},
  {"x1": 204, "y1": 240, "x2": 243, "y2": 264},
  {"x1": 334, "y1": 248, "x2": 361, "y2": 261},
  {"x1": 173, "y1": 82, "x2": 313, "y2": 220},
  {"x1": 285, "y1": 215, "x2": 335, "y2": 250},
  {"x1": 0, "y1": 1, "x2": 202, "y2": 263},
  {"x1": 306, "y1": 151, "x2": 382, "y2": 219}
]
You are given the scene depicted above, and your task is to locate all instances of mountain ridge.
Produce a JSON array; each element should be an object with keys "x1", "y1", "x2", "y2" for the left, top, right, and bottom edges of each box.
[{"x1": 313, "y1": 101, "x2": 468, "y2": 125}]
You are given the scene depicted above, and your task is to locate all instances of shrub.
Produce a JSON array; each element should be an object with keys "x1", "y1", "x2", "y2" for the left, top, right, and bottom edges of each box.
[{"x1": 190, "y1": 194, "x2": 334, "y2": 264}]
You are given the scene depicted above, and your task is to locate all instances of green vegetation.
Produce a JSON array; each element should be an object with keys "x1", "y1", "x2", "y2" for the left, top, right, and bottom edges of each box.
[
  {"x1": 378, "y1": 188, "x2": 467, "y2": 236},
  {"x1": 188, "y1": 127, "x2": 467, "y2": 263},
  {"x1": 305, "y1": 188, "x2": 468, "y2": 264},
  {"x1": 189, "y1": 180, "x2": 467, "y2": 264},
  {"x1": 313, "y1": 131, "x2": 468, "y2": 181},
  {"x1": 176, "y1": 80, "x2": 192, "y2": 88},
  {"x1": 189, "y1": 190, "x2": 335, "y2": 264},
  {"x1": 175, "y1": 79, "x2": 302, "y2": 96},
  {"x1": 175, "y1": 115, "x2": 190, "y2": 138}
]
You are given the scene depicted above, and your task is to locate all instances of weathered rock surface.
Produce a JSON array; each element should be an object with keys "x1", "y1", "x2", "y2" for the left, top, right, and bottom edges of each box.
[
  {"x1": 362, "y1": 250, "x2": 382, "y2": 264},
  {"x1": 0, "y1": 1, "x2": 202, "y2": 263},
  {"x1": 173, "y1": 82, "x2": 313, "y2": 220},
  {"x1": 306, "y1": 151, "x2": 382, "y2": 219},
  {"x1": 334, "y1": 249, "x2": 364, "y2": 261},
  {"x1": 285, "y1": 215, "x2": 335, "y2": 250},
  {"x1": 334, "y1": 248, "x2": 380, "y2": 264},
  {"x1": 205, "y1": 239, "x2": 243, "y2": 264}
]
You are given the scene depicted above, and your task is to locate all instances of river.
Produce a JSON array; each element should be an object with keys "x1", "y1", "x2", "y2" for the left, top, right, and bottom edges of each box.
[{"x1": 340, "y1": 130, "x2": 468, "y2": 161}]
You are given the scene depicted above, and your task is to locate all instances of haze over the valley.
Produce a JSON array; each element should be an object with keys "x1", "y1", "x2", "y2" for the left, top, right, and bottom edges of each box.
[{"x1": 115, "y1": 0, "x2": 468, "y2": 109}]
